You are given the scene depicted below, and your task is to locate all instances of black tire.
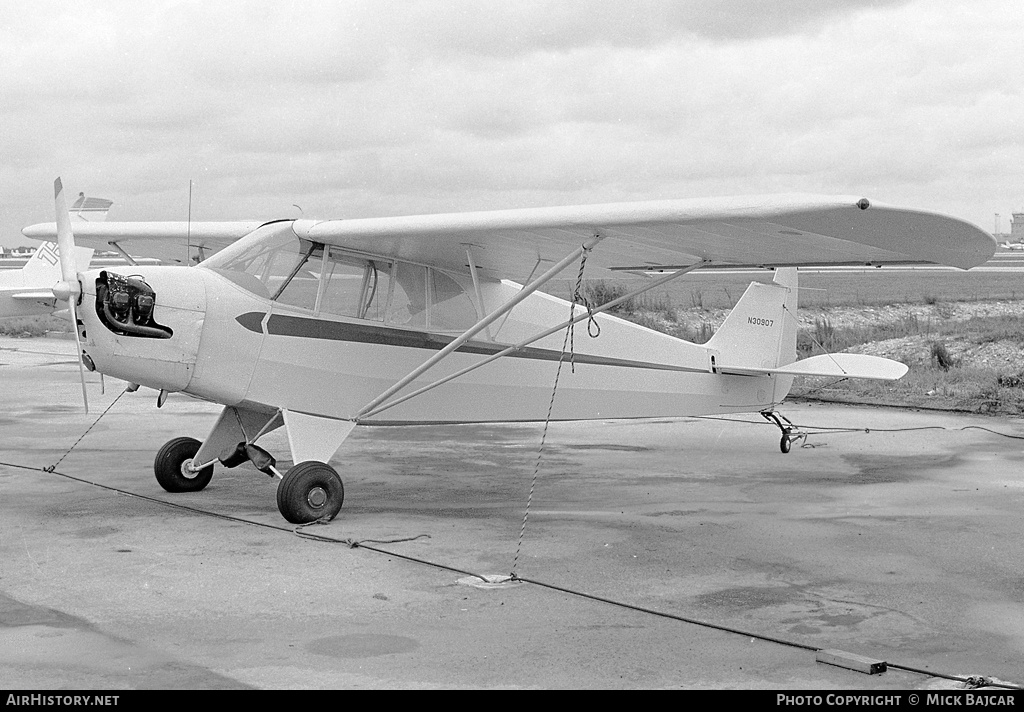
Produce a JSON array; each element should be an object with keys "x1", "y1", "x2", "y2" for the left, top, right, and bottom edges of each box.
[
  {"x1": 154, "y1": 437, "x2": 214, "y2": 492},
  {"x1": 780, "y1": 433, "x2": 792, "y2": 454},
  {"x1": 277, "y1": 461, "x2": 344, "y2": 524}
]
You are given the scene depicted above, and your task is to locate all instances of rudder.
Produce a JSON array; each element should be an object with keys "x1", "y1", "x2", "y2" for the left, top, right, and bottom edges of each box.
[
  {"x1": 22, "y1": 243, "x2": 95, "y2": 281},
  {"x1": 706, "y1": 268, "x2": 797, "y2": 372}
]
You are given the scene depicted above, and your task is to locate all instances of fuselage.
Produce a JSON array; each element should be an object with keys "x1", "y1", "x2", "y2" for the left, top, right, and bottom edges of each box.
[{"x1": 74, "y1": 221, "x2": 790, "y2": 423}]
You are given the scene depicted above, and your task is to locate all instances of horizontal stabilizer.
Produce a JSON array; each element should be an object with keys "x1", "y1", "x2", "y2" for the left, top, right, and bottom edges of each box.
[
  {"x1": 12, "y1": 291, "x2": 58, "y2": 301},
  {"x1": 721, "y1": 353, "x2": 908, "y2": 380}
]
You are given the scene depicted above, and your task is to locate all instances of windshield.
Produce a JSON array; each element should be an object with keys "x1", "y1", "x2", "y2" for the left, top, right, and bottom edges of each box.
[{"x1": 201, "y1": 221, "x2": 310, "y2": 299}]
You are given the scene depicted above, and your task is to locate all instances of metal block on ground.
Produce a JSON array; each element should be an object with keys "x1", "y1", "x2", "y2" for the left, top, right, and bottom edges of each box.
[{"x1": 816, "y1": 649, "x2": 887, "y2": 675}]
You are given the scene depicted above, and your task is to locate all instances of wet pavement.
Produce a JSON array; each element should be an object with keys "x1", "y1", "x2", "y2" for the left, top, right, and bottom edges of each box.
[{"x1": 0, "y1": 336, "x2": 1022, "y2": 690}]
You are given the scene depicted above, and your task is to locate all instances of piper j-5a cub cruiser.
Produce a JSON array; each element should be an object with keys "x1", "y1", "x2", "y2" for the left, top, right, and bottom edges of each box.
[{"x1": 32, "y1": 178, "x2": 996, "y2": 524}]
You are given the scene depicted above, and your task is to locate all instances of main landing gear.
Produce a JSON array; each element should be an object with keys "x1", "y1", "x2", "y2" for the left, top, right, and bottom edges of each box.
[
  {"x1": 154, "y1": 437, "x2": 214, "y2": 492},
  {"x1": 760, "y1": 410, "x2": 806, "y2": 454},
  {"x1": 275, "y1": 461, "x2": 345, "y2": 524},
  {"x1": 153, "y1": 437, "x2": 345, "y2": 524}
]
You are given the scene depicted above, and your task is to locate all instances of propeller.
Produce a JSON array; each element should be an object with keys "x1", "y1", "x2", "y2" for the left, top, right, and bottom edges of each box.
[{"x1": 52, "y1": 177, "x2": 89, "y2": 413}]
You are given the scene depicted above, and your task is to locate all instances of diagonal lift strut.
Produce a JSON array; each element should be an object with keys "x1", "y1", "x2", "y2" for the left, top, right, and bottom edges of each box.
[{"x1": 357, "y1": 256, "x2": 711, "y2": 421}]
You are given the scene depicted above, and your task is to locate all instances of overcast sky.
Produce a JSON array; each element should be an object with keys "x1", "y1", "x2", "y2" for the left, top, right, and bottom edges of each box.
[{"x1": 1, "y1": 0, "x2": 1022, "y2": 248}]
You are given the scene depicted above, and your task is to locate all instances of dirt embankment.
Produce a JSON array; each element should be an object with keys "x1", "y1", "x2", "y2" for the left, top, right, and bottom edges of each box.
[
  {"x1": 667, "y1": 299, "x2": 1024, "y2": 415},
  {"x1": 799, "y1": 300, "x2": 1024, "y2": 373},
  {"x1": 675, "y1": 299, "x2": 1024, "y2": 372}
]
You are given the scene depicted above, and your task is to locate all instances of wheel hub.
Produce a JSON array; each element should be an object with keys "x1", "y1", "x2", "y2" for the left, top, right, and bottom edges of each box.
[
  {"x1": 307, "y1": 486, "x2": 328, "y2": 509},
  {"x1": 180, "y1": 458, "x2": 198, "y2": 479}
]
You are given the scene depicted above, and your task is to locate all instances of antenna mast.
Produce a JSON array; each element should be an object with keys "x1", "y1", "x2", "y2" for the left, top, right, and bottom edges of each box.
[{"x1": 187, "y1": 180, "x2": 193, "y2": 264}]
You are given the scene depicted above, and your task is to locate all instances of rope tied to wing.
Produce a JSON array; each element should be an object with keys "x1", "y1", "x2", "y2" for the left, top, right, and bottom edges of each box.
[
  {"x1": 511, "y1": 243, "x2": 598, "y2": 577},
  {"x1": 569, "y1": 244, "x2": 600, "y2": 373}
]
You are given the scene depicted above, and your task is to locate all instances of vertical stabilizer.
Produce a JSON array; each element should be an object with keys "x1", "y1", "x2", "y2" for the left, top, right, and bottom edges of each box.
[
  {"x1": 20, "y1": 192, "x2": 108, "y2": 283},
  {"x1": 70, "y1": 193, "x2": 113, "y2": 222},
  {"x1": 706, "y1": 268, "x2": 798, "y2": 372},
  {"x1": 21, "y1": 243, "x2": 95, "y2": 281}
]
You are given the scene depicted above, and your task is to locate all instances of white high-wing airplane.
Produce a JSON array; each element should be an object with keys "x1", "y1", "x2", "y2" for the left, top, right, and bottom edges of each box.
[
  {"x1": 33, "y1": 179, "x2": 996, "y2": 524},
  {"x1": 0, "y1": 193, "x2": 110, "y2": 318},
  {"x1": 22, "y1": 217, "x2": 264, "y2": 265}
]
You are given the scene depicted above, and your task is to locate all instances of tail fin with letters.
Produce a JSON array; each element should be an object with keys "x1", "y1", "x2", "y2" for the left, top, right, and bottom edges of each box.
[{"x1": 706, "y1": 267, "x2": 906, "y2": 382}]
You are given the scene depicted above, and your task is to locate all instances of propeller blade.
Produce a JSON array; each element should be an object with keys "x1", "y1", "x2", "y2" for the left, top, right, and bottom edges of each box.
[
  {"x1": 53, "y1": 178, "x2": 80, "y2": 293},
  {"x1": 68, "y1": 298, "x2": 89, "y2": 414},
  {"x1": 53, "y1": 177, "x2": 88, "y2": 413}
]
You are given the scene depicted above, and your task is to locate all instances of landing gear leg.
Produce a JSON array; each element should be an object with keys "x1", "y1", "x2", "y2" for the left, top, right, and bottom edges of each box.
[
  {"x1": 761, "y1": 410, "x2": 805, "y2": 454},
  {"x1": 181, "y1": 406, "x2": 353, "y2": 523},
  {"x1": 214, "y1": 437, "x2": 346, "y2": 523}
]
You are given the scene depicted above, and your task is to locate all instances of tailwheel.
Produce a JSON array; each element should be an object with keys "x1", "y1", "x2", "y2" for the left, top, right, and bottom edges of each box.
[
  {"x1": 277, "y1": 461, "x2": 345, "y2": 524},
  {"x1": 761, "y1": 410, "x2": 805, "y2": 454},
  {"x1": 154, "y1": 436, "x2": 214, "y2": 492},
  {"x1": 780, "y1": 431, "x2": 792, "y2": 454}
]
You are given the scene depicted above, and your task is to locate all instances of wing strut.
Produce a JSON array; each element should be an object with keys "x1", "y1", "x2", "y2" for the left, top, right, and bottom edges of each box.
[
  {"x1": 106, "y1": 241, "x2": 139, "y2": 266},
  {"x1": 465, "y1": 247, "x2": 492, "y2": 340},
  {"x1": 354, "y1": 235, "x2": 607, "y2": 419},
  {"x1": 357, "y1": 259, "x2": 711, "y2": 421}
]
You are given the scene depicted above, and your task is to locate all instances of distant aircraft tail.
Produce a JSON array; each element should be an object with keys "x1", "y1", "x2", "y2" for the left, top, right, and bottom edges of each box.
[
  {"x1": 70, "y1": 193, "x2": 113, "y2": 222},
  {"x1": 17, "y1": 193, "x2": 108, "y2": 285},
  {"x1": 21, "y1": 242, "x2": 95, "y2": 281}
]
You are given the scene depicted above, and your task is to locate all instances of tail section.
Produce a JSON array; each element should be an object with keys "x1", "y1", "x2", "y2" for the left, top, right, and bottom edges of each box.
[
  {"x1": 706, "y1": 268, "x2": 797, "y2": 373},
  {"x1": 20, "y1": 192, "x2": 108, "y2": 282},
  {"x1": 70, "y1": 193, "x2": 113, "y2": 222},
  {"x1": 706, "y1": 266, "x2": 908, "y2": 386},
  {"x1": 21, "y1": 242, "x2": 95, "y2": 282},
  {"x1": 1, "y1": 192, "x2": 106, "y2": 318}
]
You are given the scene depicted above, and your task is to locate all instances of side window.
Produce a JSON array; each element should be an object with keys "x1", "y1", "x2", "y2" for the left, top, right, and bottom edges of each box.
[
  {"x1": 387, "y1": 262, "x2": 428, "y2": 327},
  {"x1": 258, "y1": 243, "x2": 478, "y2": 332},
  {"x1": 429, "y1": 270, "x2": 478, "y2": 331},
  {"x1": 360, "y1": 260, "x2": 392, "y2": 322},
  {"x1": 317, "y1": 248, "x2": 392, "y2": 322},
  {"x1": 319, "y1": 250, "x2": 371, "y2": 317}
]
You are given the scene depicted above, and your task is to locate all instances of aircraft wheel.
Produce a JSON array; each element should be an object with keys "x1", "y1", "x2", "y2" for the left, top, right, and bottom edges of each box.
[
  {"x1": 154, "y1": 437, "x2": 214, "y2": 492},
  {"x1": 780, "y1": 432, "x2": 792, "y2": 454},
  {"x1": 277, "y1": 461, "x2": 345, "y2": 524}
]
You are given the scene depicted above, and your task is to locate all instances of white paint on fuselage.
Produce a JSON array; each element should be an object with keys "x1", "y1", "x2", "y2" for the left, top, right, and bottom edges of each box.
[
  {"x1": 79, "y1": 266, "x2": 206, "y2": 393},
  {"x1": 77, "y1": 265, "x2": 785, "y2": 424}
]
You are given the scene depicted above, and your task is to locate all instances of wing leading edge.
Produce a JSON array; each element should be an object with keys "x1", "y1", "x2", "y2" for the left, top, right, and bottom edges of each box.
[
  {"x1": 292, "y1": 194, "x2": 994, "y2": 281},
  {"x1": 22, "y1": 221, "x2": 266, "y2": 265},
  {"x1": 23, "y1": 195, "x2": 995, "y2": 278}
]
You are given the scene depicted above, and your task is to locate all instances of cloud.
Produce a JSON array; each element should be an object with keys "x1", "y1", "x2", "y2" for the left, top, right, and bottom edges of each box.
[
  {"x1": 1, "y1": 0, "x2": 1022, "y2": 247},
  {"x1": 391, "y1": 0, "x2": 910, "y2": 59}
]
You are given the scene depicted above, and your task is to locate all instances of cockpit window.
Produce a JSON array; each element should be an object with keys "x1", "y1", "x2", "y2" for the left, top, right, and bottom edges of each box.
[
  {"x1": 387, "y1": 262, "x2": 428, "y2": 327},
  {"x1": 317, "y1": 247, "x2": 392, "y2": 321},
  {"x1": 274, "y1": 243, "x2": 322, "y2": 310},
  {"x1": 202, "y1": 223, "x2": 479, "y2": 331},
  {"x1": 430, "y1": 269, "x2": 478, "y2": 331},
  {"x1": 202, "y1": 222, "x2": 309, "y2": 300}
]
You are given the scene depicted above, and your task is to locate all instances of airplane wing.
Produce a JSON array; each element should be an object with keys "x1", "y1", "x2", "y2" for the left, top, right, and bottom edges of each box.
[
  {"x1": 11, "y1": 291, "x2": 59, "y2": 301},
  {"x1": 291, "y1": 194, "x2": 995, "y2": 281},
  {"x1": 21, "y1": 221, "x2": 266, "y2": 265}
]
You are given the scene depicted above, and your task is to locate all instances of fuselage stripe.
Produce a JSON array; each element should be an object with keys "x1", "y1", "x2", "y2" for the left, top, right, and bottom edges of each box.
[{"x1": 234, "y1": 311, "x2": 698, "y2": 372}]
